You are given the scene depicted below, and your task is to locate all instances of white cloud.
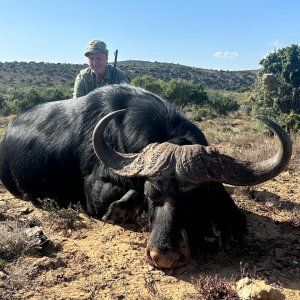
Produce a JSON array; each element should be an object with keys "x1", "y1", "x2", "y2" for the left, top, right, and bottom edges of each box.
[{"x1": 212, "y1": 51, "x2": 239, "y2": 58}]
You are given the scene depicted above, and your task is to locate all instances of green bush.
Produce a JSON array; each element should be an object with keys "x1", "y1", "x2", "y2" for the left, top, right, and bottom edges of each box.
[
  {"x1": 1, "y1": 86, "x2": 72, "y2": 115},
  {"x1": 131, "y1": 76, "x2": 166, "y2": 95},
  {"x1": 280, "y1": 113, "x2": 300, "y2": 132},
  {"x1": 206, "y1": 90, "x2": 239, "y2": 115},
  {"x1": 131, "y1": 76, "x2": 208, "y2": 107},
  {"x1": 163, "y1": 79, "x2": 208, "y2": 107},
  {"x1": 253, "y1": 44, "x2": 300, "y2": 131}
]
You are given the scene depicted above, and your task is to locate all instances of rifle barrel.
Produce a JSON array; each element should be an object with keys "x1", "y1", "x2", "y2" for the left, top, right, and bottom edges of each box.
[{"x1": 111, "y1": 49, "x2": 118, "y2": 84}]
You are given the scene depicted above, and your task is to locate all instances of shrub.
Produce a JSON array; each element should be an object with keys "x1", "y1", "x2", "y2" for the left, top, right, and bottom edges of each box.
[
  {"x1": 38, "y1": 198, "x2": 82, "y2": 230},
  {"x1": 131, "y1": 76, "x2": 166, "y2": 96},
  {"x1": 0, "y1": 218, "x2": 44, "y2": 260},
  {"x1": 192, "y1": 275, "x2": 240, "y2": 300},
  {"x1": 280, "y1": 112, "x2": 300, "y2": 132},
  {"x1": 206, "y1": 90, "x2": 239, "y2": 115},
  {"x1": 2, "y1": 86, "x2": 72, "y2": 115},
  {"x1": 163, "y1": 79, "x2": 208, "y2": 107}
]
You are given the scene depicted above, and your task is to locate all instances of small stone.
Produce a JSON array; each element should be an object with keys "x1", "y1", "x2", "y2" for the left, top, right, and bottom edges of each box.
[
  {"x1": 236, "y1": 277, "x2": 285, "y2": 300},
  {"x1": 25, "y1": 226, "x2": 48, "y2": 248}
]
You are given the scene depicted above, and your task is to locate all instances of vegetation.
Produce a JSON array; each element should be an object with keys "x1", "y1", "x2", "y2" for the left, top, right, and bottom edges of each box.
[
  {"x1": 0, "y1": 60, "x2": 258, "y2": 117},
  {"x1": 0, "y1": 60, "x2": 256, "y2": 92},
  {"x1": 205, "y1": 90, "x2": 239, "y2": 115},
  {"x1": 0, "y1": 218, "x2": 43, "y2": 260},
  {"x1": 253, "y1": 44, "x2": 300, "y2": 131},
  {"x1": 0, "y1": 61, "x2": 82, "y2": 88},
  {"x1": 163, "y1": 79, "x2": 208, "y2": 107},
  {"x1": 131, "y1": 76, "x2": 241, "y2": 115},
  {"x1": 2, "y1": 48, "x2": 300, "y2": 131},
  {"x1": 0, "y1": 86, "x2": 72, "y2": 115},
  {"x1": 131, "y1": 75, "x2": 166, "y2": 95},
  {"x1": 192, "y1": 275, "x2": 240, "y2": 300},
  {"x1": 37, "y1": 198, "x2": 82, "y2": 230},
  {"x1": 0, "y1": 75, "x2": 239, "y2": 116},
  {"x1": 132, "y1": 76, "x2": 208, "y2": 107}
]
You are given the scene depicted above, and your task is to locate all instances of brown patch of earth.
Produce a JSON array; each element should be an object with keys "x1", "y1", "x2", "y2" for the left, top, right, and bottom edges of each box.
[
  {"x1": 0, "y1": 169, "x2": 299, "y2": 299},
  {"x1": 0, "y1": 114, "x2": 299, "y2": 299}
]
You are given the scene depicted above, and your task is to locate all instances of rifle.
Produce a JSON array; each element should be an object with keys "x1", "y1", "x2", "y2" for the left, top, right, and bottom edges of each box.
[{"x1": 111, "y1": 49, "x2": 118, "y2": 84}]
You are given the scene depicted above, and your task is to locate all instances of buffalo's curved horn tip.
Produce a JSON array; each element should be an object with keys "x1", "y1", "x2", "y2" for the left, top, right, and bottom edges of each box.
[
  {"x1": 190, "y1": 115, "x2": 293, "y2": 186},
  {"x1": 171, "y1": 115, "x2": 293, "y2": 186}
]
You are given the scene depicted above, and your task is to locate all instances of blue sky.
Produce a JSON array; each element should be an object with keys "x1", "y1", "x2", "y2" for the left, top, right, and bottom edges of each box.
[{"x1": 0, "y1": 0, "x2": 299, "y2": 71}]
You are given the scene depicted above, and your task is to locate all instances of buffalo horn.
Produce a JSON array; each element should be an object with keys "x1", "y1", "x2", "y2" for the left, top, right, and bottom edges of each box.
[
  {"x1": 92, "y1": 110, "x2": 139, "y2": 171},
  {"x1": 93, "y1": 112, "x2": 292, "y2": 186},
  {"x1": 174, "y1": 115, "x2": 292, "y2": 185}
]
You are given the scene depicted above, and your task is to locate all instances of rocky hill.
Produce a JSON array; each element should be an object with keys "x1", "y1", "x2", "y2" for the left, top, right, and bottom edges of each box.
[
  {"x1": 119, "y1": 60, "x2": 257, "y2": 92},
  {"x1": 0, "y1": 60, "x2": 258, "y2": 92}
]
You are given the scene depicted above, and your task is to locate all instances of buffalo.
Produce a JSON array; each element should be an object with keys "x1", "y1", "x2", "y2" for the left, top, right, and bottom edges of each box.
[{"x1": 0, "y1": 84, "x2": 292, "y2": 269}]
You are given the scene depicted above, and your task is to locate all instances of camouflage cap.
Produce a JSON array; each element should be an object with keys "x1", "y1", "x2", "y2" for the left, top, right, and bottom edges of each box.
[{"x1": 85, "y1": 40, "x2": 108, "y2": 57}]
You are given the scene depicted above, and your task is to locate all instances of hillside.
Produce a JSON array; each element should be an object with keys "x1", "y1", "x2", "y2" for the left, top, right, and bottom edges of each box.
[{"x1": 0, "y1": 60, "x2": 257, "y2": 92}]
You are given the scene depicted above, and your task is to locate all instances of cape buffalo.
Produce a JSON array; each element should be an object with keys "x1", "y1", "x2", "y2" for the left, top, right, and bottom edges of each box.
[{"x1": 0, "y1": 84, "x2": 292, "y2": 269}]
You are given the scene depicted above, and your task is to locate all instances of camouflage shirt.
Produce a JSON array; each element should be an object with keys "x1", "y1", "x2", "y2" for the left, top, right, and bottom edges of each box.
[{"x1": 73, "y1": 64, "x2": 129, "y2": 98}]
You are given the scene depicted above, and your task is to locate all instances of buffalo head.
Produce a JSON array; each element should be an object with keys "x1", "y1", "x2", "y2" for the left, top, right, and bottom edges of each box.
[{"x1": 92, "y1": 110, "x2": 292, "y2": 269}]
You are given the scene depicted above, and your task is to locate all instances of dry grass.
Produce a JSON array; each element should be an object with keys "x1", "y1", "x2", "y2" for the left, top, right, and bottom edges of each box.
[
  {"x1": 289, "y1": 133, "x2": 300, "y2": 172},
  {"x1": 200, "y1": 116, "x2": 300, "y2": 167},
  {"x1": 0, "y1": 218, "x2": 45, "y2": 260},
  {"x1": 0, "y1": 260, "x2": 36, "y2": 300},
  {"x1": 0, "y1": 217, "x2": 46, "y2": 299},
  {"x1": 191, "y1": 275, "x2": 240, "y2": 300},
  {"x1": 37, "y1": 198, "x2": 83, "y2": 231}
]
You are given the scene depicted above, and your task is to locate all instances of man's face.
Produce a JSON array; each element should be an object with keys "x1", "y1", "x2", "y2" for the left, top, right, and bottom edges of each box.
[{"x1": 88, "y1": 52, "x2": 108, "y2": 75}]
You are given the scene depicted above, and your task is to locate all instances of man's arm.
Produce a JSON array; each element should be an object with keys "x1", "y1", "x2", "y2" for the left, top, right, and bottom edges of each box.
[{"x1": 73, "y1": 74, "x2": 86, "y2": 99}]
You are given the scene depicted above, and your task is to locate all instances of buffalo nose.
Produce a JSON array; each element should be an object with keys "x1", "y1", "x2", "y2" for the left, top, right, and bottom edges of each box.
[{"x1": 147, "y1": 247, "x2": 188, "y2": 269}]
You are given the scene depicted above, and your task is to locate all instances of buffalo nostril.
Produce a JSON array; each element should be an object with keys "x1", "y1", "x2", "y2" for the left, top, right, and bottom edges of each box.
[
  {"x1": 146, "y1": 248, "x2": 161, "y2": 268},
  {"x1": 147, "y1": 247, "x2": 187, "y2": 269}
]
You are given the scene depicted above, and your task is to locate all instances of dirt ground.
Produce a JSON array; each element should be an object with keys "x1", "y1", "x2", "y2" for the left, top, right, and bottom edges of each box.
[{"x1": 0, "y1": 119, "x2": 299, "y2": 300}]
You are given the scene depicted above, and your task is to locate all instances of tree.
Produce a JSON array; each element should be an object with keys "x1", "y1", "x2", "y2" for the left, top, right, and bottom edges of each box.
[{"x1": 253, "y1": 44, "x2": 300, "y2": 131}]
